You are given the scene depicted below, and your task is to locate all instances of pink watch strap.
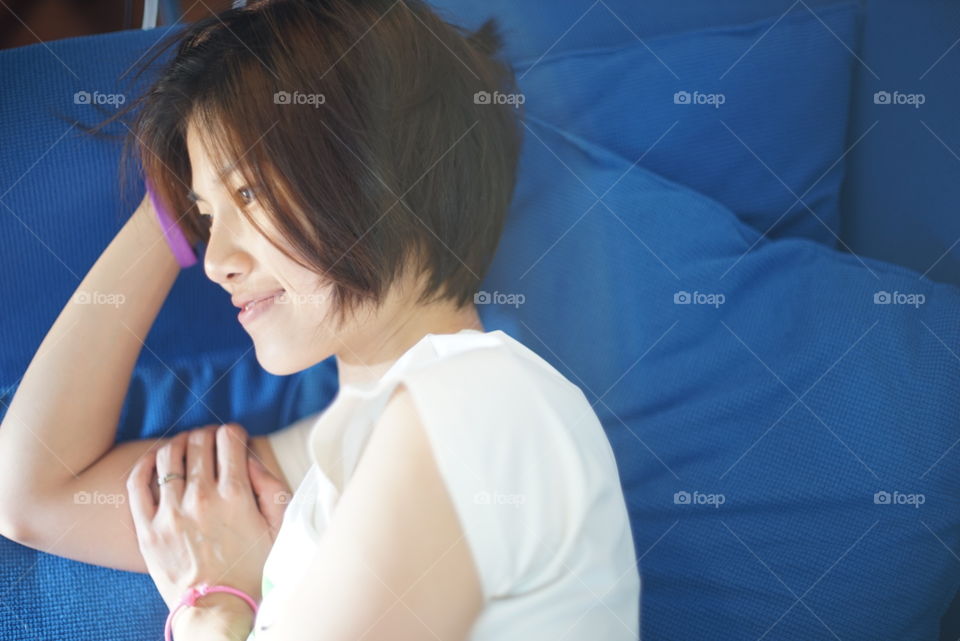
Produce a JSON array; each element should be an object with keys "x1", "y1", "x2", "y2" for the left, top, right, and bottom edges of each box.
[
  {"x1": 145, "y1": 178, "x2": 199, "y2": 268},
  {"x1": 164, "y1": 582, "x2": 259, "y2": 641}
]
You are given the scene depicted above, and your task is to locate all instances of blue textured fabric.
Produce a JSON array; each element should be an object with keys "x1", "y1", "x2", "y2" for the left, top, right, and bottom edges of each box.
[
  {"x1": 427, "y1": 0, "x2": 852, "y2": 62},
  {"x1": 476, "y1": 115, "x2": 960, "y2": 641},
  {"x1": 513, "y1": 2, "x2": 859, "y2": 245},
  {"x1": 840, "y1": 0, "x2": 960, "y2": 287},
  {"x1": 2, "y1": 8, "x2": 959, "y2": 641}
]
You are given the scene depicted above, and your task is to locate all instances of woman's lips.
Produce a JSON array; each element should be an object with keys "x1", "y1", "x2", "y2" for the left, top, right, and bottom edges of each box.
[{"x1": 238, "y1": 290, "x2": 284, "y2": 326}]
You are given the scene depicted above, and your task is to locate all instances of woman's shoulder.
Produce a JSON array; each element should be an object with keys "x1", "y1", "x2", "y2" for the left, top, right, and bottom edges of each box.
[
  {"x1": 414, "y1": 328, "x2": 586, "y2": 402},
  {"x1": 381, "y1": 330, "x2": 628, "y2": 596},
  {"x1": 395, "y1": 329, "x2": 606, "y2": 461}
]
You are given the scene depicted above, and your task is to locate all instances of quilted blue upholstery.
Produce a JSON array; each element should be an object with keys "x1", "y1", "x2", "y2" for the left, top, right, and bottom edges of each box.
[
  {"x1": 840, "y1": 0, "x2": 960, "y2": 287},
  {"x1": 514, "y1": 2, "x2": 859, "y2": 244},
  {"x1": 3, "y1": 2, "x2": 960, "y2": 640},
  {"x1": 480, "y1": 115, "x2": 960, "y2": 640},
  {"x1": 427, "y1": 0, "x2": 851, "y2": 61}
]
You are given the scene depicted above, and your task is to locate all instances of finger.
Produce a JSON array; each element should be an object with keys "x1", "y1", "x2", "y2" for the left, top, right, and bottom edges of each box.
[
  {"x1": 217, "y1": 423, "x2": 252, "y2": 495},
  {"x1": 247, "y1": 455, "x2": 289, "y2": 536},
  {"x1": 186, "y1": 425, "x2": 216, "y2": 486},
  {"x1": 156, "y1": 431, "x2": 188, "y2": 508},
  {"x1": 126, "y1": 449, "x2": 158, "y2": 530}
]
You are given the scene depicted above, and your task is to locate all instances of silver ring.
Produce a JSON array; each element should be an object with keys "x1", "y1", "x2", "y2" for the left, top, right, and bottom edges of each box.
[{"x1": 157, "y1": 472, "x2": 186, "y2": 486}]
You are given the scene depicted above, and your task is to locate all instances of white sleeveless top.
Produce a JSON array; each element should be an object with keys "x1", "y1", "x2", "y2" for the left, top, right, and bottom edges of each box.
[{"x1": 249, "y1": 328, "x2": 640, "y2": 640}]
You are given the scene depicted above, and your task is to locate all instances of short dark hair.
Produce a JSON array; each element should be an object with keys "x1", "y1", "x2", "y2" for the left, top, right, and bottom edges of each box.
[{"x1": 110, "y1": 0, "x2": 523, "y2": 328}]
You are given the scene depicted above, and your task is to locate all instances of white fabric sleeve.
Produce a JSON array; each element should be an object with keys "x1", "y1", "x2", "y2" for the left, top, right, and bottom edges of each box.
[
  {"x1": 395, "y1": 347, "x2": 591, "y2": 600},
  {"x1": 265, "y1": 411, "x2": 321, "y2": 491}
]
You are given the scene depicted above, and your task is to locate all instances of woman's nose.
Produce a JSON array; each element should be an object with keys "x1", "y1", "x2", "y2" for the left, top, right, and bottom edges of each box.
[{"x1": 203, "y1": 223, "x2": 252, "y2": 285}]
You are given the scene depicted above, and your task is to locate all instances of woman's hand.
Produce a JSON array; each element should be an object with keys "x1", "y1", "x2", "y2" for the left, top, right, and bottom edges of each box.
[{"x1": 126, "y1": 423, "x2": 290, "y2": 611}]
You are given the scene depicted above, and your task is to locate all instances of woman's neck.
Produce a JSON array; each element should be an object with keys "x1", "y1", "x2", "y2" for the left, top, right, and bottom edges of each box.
[{"x1": 335, "y1": 302, "x2": 484, "y2": 389}]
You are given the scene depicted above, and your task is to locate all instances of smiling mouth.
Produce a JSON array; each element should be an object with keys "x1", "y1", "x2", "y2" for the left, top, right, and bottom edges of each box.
[
  {"x1": 238, "y1": 290, "x2": 284, "y2": 326},
  {"x1": 244, "y1": 293, "x2": 278, "y2": 311}
]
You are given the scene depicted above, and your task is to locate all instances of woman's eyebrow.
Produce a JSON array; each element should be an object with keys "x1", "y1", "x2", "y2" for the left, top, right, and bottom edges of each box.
[{"x1": 217, "y1": 163, "x2": 240, "y2": 180}]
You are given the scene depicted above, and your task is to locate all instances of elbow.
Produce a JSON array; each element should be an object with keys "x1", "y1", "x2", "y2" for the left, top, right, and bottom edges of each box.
[
  {"x1": 0, "y1": 437, "x2": 33, "y2": 543},
  {"x1": 0, "y1": 516, "x2": 35, "y2": 547},
  {"x1": 0, "y1": 491, "x2": 42, "y2": 546}
]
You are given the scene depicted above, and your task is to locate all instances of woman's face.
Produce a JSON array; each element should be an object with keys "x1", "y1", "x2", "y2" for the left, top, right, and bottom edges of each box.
[{"x1": 185, "y1": 122, "x2": 338, "y2": 375}]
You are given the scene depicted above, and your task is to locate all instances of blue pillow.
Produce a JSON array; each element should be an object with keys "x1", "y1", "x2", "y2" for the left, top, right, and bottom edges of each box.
[
  {"x1": 840, "y1": 1, "x2": 960, "y2": 287},
  {"x1": 3, "y1": 14, "x2": 958, "y2": 641},
  {"x1": 477, "y1": 115, "x2": 960, "y2": 640},
  {"x1": 511, "y1": 1, "x2": 859, "y2": 245},
  {"x1": 427, "y1": 0, "x2": 853, "y2": 63}
]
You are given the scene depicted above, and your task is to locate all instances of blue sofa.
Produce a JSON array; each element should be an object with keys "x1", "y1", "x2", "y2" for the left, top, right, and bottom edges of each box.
[{"x1": 2, "y1": 1, "x2": 959, "y2": 639}]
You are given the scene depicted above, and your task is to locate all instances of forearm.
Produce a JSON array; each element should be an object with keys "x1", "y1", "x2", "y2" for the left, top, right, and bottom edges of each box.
[{"x1": 0, "y1": 199, "x2": 181, "y2": 496}]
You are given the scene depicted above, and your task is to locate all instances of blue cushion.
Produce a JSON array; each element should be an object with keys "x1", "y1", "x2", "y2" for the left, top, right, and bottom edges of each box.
[
  {"x1": 479, "y1": 115, "x2": 960, "y2": 640},
  {"x1": 512, "y1": 1, "x2": 859, "y2": 245},
  {"x1": 427, "y1": 0, "x2": 853, "y2": 63},
  {"x1": 841, "y1": 0, "x2": 960, "y2": 287},
  {"x1": 3, "y1": 13, "x2": 960, "y2": 641}
]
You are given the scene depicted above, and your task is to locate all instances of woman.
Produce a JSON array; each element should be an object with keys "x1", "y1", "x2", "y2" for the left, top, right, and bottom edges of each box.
[{"x1": 0, "y1": 1, "x2": 640, "y2": 639}]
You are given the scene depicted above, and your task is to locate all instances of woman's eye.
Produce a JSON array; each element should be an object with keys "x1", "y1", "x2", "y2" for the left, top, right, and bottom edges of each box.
[{"x1": 237, "y1": 186, "x2": 255, "y2": 204}]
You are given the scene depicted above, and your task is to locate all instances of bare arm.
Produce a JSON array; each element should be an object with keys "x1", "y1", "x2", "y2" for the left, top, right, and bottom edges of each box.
[
  {"x1": 0, "y1": 191, "x2": 179, "y2": 560},
  {"x1": 0, "y1": 193, "x2": 179, "y2": 499},
  {"x1": 0, "y1": 427, "x2": 285, "y2": 574},
  {"x1": 258, "y1": 385, "x2": 483, "y2": 641},
  {"x1": 0, "y1": 194, "x2": 296, "y2": 572}
]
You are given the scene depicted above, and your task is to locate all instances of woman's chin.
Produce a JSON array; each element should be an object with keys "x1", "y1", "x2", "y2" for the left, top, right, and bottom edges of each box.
[
  {"x1": 253, "y1": 344, "x2": 296, "y2": 376},
  {"x1": 254, "y1": 341, "x2": 320, "y2": 377}
]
